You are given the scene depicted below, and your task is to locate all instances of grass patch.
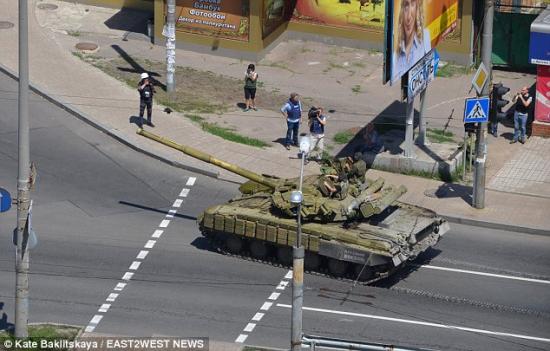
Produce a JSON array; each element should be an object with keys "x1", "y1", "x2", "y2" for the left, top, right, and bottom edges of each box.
[
  {"x1": 67, "y1": 30, "x2": 80, "y2": 37},
  {"x1": 184, "y1": 113, "x2": 204, "y2": 123},
  {"x1": 351, "y1": 61, "x2": 366, "y2": 68},
  {"x1": 436, "y1": 63, "x2": 473, "y2": 78},
  {"x1": 0, "y1": 324, "x2": 81, "y2": 351},
  {"x1": 333, "y1": 130, "x2": 355, "y2": 144},
  {"x1": 202, "y1": 123, "x2": 269, "y2": 148},
  {"x1": 352, "y1": 85, "x2": 362, "y2": 94},
  {"x1": 427, "y1": 128, "x2": 455, "y2": 143}
]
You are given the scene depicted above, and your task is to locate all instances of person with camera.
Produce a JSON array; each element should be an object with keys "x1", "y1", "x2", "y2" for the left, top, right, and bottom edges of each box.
[
  {"x1": 137, "y1": 72, "x2": 156, "y2": 127},
  {"x1": 243, "y1": 64, "x2": 258, "y2": 112},
  {"x1": 511, "y1": 86, "x2": 532, "y2": 144},
  {"x1": 308, "y1": 106, "x2": 327, "y2": 161}
]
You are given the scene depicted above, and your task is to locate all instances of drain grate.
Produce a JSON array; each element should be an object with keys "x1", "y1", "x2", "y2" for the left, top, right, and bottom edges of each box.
[
  {"x1": 37, "y1": 3, "x2": 58, "y2": 10},
  {"x1": 0, "y1": 21, "x2": 14, "y2": 29},
  {"x1": 75, "y1": 42, "x2": 99, "y2": 52}
]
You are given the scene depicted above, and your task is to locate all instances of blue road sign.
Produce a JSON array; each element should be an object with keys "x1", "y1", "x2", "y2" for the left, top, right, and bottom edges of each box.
[
  {"x1": 464, "y1": 97, "x2": 490, "y2": 123},
  {"x1": 0, "y1": 188, "x2": 11, "y2": 213}
]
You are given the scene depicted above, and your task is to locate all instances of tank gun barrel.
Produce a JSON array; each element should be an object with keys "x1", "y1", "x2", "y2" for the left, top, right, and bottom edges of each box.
[{"x1": 137, "y1": 128, "x2": 278, "y2": 189}]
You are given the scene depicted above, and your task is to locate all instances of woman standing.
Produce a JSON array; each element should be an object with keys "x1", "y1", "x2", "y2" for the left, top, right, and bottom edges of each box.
[{"x1": 243, "y1": 64, "x2": 258, "y2": 111}]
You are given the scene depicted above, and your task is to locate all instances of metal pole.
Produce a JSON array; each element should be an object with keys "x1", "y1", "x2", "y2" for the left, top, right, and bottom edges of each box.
[
  {"x1": 462, "y1": 131, "x2": 467, "y2": 180},
  {"x1": 166, "y1": 0, "x2": 176, "y2": 93},
  {"x1": 291, "y1": 153, "x2": 305, "y2": 351},
  {"x1": 473, "y1": 0, "x2": 494, "y2": 208},
  {"x1": 416, "y1": 87, "x2": 428, "y2": 145},
  {"x1": 404, "y1": 97, "x2": 415, "y2": 158},
  {"x1": 15, "y1": 0, "x2": 30, "y2": 338}
]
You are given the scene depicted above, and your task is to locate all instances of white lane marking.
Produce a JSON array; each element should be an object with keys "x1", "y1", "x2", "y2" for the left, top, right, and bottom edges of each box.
[
  {"x1": 260, "y1": 302, "x2": 273, "y2": 311},
  {"x1": 122, "y1": 272, "x2": 134, "y2": 281},
  {"x1": 179, "y1": 188, "x2": 190, "y2": 197},
  {"x1": 252, "y1": 312, "x2": 264, "y2": 322},
  {"x1": 145, "y1": 240, "x2": 156, "y2": 249},
  {"x1": 114, "y1": 283, "x2": 126, "y2": 291},
  {"x1": 235, "y1": 334, "x2": 248, "y2": 343},
  {"x1": 166, "y1": 209, "x2": 177, "y2": 218},
  {"x1": 285, "y1": 270, "x2": 293, "y2": 279},
  {"x1": 276, "y1": 304, "x2": 550, "y2": 343},
  {"x1": 136, "y1": 250, "x2": 149, "y2": 260},
  {"x1": 244, "y1": 323, "x2": 256, "y2": 333},
  {"x1": 172, "y1": 199, "x2": 183, "y2": 208},
  {"x1": 90, "y1": 315, "x2": 103, "y2": 325},
  {"x1": 420, "y1": 265, "x2": 550, "y2": 285},
  {"x1": 152, "y1": 230, "x2": 163, "y2": 238},
  {"x1": 84, "y1": 326, "x2": 95, "y2": 333},
  {"x1": 276, "y1": 280, "x2": 289, "y2": 290},
  {"x1": 98, "y1": 304, "x2": 111, "y2": 313},
  {"x1": 106, "y1": 293, "x2": 119, "y2": 302},
  {"x1": 159, "y1": 219, "x2": 170, "y2": 228},
  {"x1": 186, "y1": 177, "x2": 196, "y2": 186},
  {"x1": 268, "y1": 292, "x2": 280, "y2": 300},
  {"x1": 129, "y1": 261, "x2": 141, "y2": 271}
]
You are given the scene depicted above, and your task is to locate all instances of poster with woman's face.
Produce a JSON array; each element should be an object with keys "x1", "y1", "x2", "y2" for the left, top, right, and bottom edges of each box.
[
  {"x1": 389, "y1": 0, "x2": 457, "y2": 83},
  {"x1": 293, "y1": 0, "x2": 386, "y2": 32}
]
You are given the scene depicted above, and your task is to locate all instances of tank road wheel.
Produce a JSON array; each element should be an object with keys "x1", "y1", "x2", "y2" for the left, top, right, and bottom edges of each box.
[
  {"x1": 276, "y1": 246, "x2": 293, "y2": 266},
  {"x1": 354, "y1": 264, "x2": 374, "y2": 281},
  {"x1": 226, "y1": 235, "x2": 244, "y2": 254},
  {"x1": 250, "y1": 240, "x2": 270, "y2": 259},
  {"x1": 328, "y1": 259, "x2": 349, "y2": 277},
  {"x1": 305, "y1": 252, "x2": 321, "y2": 271}
]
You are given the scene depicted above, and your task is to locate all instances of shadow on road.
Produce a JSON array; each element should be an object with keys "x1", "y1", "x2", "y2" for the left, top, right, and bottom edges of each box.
[
  {"x1": 118, "y1": 200, "x2": 197, "y2": 221},
  {"x1": 0, "y1": 302, "x2": 14, "y2": 333}
]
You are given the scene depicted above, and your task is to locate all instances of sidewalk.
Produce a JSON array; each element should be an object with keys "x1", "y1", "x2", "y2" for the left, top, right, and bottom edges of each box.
[{"x1": 0, "y1": 0, "x2": 548, "y2": 234}]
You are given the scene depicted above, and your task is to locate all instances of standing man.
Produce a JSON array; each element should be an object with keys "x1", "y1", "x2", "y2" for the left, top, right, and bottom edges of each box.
[
  {"x1": 308, "y1": 106, "x2": 327, "y2": 161},
  {"x1": 138, "y1": 72, "x2": 156, "y2": 127},
  {"x1": 281, "y1": 92, "x2": 303, "y2": 150},
  {"x1": 511, "y1": 86, "x2": 532, "y2": 144}
]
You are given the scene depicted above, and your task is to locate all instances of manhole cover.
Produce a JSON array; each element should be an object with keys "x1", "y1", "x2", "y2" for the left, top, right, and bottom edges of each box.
[
  {"x1": 75, "y1": 42, "x2": 99, "y2": 53},
  {"x1": 0, "y1": 21, "x2": 14, "y2": 29},
  {"x1": 37, "y1": 3, "x2": 58, "y2": 10}
]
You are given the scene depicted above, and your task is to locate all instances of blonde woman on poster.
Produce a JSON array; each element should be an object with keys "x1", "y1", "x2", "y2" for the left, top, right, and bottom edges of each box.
[{"x1": 392, "y1": 0, "x2": 431, "y2": 83}]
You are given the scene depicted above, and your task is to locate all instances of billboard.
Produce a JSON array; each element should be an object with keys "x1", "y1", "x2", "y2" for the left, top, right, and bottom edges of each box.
[
  {"x1": 292, "y1": 0, "x2": 386, "y2": 32},
  {"x1": 496, "y1": 0, "x2": 550, "y2": 14},
  {"x1": 173, "y1": 0, "x2": 250, "y2": 41},
  {"x1": 535, "y1": 65, "x2": 550, "y2": 123},
  {"x1": 384, "y1": 0, "x2": 458, "y2": 84}
]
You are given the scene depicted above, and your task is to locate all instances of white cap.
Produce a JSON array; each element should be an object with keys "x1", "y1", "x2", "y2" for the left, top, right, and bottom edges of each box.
[{"x1": 140, "y1": 72, "x2": 149, "y2": 80}]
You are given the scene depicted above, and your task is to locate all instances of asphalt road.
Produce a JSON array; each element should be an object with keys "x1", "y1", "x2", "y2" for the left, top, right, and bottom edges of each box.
[{"x1": 0, "y1": 72, "x2": 549, "y2": 351}]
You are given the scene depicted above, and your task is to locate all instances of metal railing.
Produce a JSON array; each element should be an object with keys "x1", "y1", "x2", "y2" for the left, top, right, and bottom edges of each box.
[{"x1": 302, "y1": 334, "x2": 438, "y2": 351}]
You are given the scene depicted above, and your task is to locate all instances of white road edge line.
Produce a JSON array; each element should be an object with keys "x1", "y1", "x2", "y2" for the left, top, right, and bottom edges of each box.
[
  {"x1": 159, "y1": 219, "x2": 170, "y2": 228},
  {"x1": 244, "y1": 323, "x2": 256, "y2": 333},
  {"x1": 129, "y1": 261, "x2": 141, "y2": 271},
  {"x1": 179, "y1": 188, "x2": 190, "y2": 197},
  {"x1": 260, "y1": 302, "x2": 273, "y2": 311},
  {"x1": 268, "y1": 292, "x2": 280, "y2": 300},
  {"x1": 98, "y1": 304, "x2": 111, "y2": 313},
  {"x1": 152, "y1": 230, "x2": 163, "y2": 238},
  {"x1": 121, "y1": 272, "x2": 134, "y2": 281},
  {"x1": 276, "y1": 304, "x2": 550, "y2": 343},
  {"x1": 420, "y1": 265, "x2": 550, "y2": 285},
  {"x1": 144, "y1": 240, "x2": 156, "y2": 249},
  {"x1": 106, "y1": 293, "x2": 119, "y2": 302},
  {"x1": 285, "y1": 270, "x2": 293, "y2": 279},
  {"x1": 136, "y1": 250, "x2": 149, "y2": 260},
  {"x1": 114, "y1": 283, "x2": 126, "y2": 291},
  {"x1": 252, "y1": 313, "x2": 264, "y2": 321},
  {"x1": 173, "y1": 199, "x2": 184, "y2": 208},
  {"x1": 186, "y1": 177, "x2": 196, "y2": 186},
  {"x1": 235, "y1": 334, "x2": 248, "y2": 343}
]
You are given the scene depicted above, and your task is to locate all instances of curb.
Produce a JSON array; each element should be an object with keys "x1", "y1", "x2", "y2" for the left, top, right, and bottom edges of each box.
[
  {"x1": 0, "y1": 63, "x2": 219, "y2": 179},
  {"x1": 442, "y1": 214, "x2": 550, "y2": 237}
]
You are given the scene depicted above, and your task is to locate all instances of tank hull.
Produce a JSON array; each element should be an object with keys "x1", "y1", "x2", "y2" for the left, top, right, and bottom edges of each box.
[{"x1": 198, "y1": 199, "x2": 448, "y2": 281}]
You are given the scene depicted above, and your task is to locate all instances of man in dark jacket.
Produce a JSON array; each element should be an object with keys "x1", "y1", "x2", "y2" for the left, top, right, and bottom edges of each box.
[{"x1": 138, "y1": 72, "x2": 156, "y2": 127}]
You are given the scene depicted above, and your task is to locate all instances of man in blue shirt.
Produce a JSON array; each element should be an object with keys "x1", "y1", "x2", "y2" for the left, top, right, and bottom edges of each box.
[
  {"x1": 280, "y1": 92, "x2": 303, "y2": 150},
  {"x1": 308, "y1": 107, "x2": 327, "y2": 161}
]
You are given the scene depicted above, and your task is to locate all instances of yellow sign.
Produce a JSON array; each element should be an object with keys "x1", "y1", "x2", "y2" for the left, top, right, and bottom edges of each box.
[{"x1": 472, "y1": 62, "x2": 489, "y2": 96}]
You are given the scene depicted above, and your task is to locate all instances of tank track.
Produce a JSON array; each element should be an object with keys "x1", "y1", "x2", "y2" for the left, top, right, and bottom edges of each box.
[{"x1": 202, "y1": 229, "x2": 394, "y2": 285}]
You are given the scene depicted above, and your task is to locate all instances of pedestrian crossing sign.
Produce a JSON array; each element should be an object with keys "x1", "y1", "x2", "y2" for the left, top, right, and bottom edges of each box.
[{"x1": 464, "y1": 97, "x2": 490, "y2": 123}]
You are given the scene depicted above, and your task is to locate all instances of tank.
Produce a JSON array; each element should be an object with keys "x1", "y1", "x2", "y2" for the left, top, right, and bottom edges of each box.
[{"x1": 137, "y1": 129, "x2": 449, "y2": 282}]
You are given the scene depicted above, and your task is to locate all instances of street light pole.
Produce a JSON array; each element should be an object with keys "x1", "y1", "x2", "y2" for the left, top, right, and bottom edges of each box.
[
  {"x1": 15, "y1": 0, "x2": 30, "y2": 338},
  {"x1": 290, "y1": 136, "x2": 310, "y2": 351},
  {"x1": 473, "y1": 0, "x2": 494, "y2": 208}
]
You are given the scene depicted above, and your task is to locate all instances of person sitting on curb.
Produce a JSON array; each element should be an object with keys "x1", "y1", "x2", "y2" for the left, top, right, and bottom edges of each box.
[{"x1": 359, "y1": 122, "x2": 384, "y2": 153}]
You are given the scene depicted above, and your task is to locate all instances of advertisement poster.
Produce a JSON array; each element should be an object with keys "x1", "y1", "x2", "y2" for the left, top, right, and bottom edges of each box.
[
  {"x1": 173, "y1": 0, "x2": 250, "y2": 41},
  {"x1": 387, "y1": 0, "x2": 458, "y2": 84},
  {"x1": 535, "y1": 65, "x2": 550, "y2": 123},
  {"x1": 263, "y1": 0, "x2": 291, "y2": 38},
  {"x1": 292, "y1": 0, "x2": 386, "y2": 32}
]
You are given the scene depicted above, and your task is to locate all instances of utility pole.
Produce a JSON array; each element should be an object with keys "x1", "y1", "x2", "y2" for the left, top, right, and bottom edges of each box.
[
  {"x1": 15, "y1": 0, "x2": 30, "y2": 338},
  {"x1": 473, "y1": 0, "x2": 494, "y2": 208},
  {"x1": 166, "y1": 0, "x2": 176, "y2": 93}
]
